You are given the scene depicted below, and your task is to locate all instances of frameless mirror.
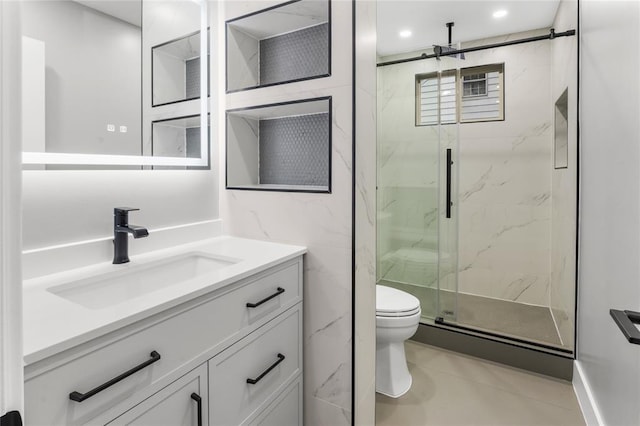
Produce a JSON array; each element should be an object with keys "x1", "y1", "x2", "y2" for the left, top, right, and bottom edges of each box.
[{"x1": 21, "y1": 0, "x2": 209, "y2": 169}]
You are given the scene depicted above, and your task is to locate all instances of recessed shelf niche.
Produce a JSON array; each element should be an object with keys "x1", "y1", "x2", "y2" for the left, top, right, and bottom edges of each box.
[
  {"x1": 226, "y1": 97, "x2": 331, "y2": 192},
  {"x1": 152, "y1": 114, "x2": 210, "y2": 170},
  {"x1": 226, "y1": 0, "x2": 330, "y2": 93},
  {"x1": 152, "y1": 30, "x2": 209, "y2": 107}
]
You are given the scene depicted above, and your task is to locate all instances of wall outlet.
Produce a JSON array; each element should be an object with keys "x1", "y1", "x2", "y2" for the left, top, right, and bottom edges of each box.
[
  {"x1": 120, "y1": 126, "x2": 127, "y2": 133},
  {"x1": 107, "y1": 124, "x2": 115, "y2": 132}
]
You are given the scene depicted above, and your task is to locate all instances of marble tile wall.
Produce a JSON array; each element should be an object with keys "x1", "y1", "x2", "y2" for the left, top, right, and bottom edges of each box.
[
  {"x1": 219, "y1": 1, "x2": 354, "y2": 424},
  {"x1": 226, "y1": 26, "x2": 260, "y2": 91},
  {"x1": 377, "y1": 29, "x2": 555, "y2": 307},
  {"x1": 354, "y1": 1, "x2": 377, "y2": 424},
  {"x1": 550, "y1": 0, "x2": 578, "y2": 350}
]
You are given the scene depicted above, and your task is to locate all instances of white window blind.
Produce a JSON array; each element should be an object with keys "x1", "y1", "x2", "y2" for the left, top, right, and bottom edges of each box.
[{"x1": 416, "y1": 64, "x2": 504, "y2": 126}]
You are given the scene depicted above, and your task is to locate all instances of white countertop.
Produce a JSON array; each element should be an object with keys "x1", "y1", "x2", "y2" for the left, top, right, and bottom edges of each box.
[{"x1": 23, "y1": 236, "x2": 306, "y2": 365}]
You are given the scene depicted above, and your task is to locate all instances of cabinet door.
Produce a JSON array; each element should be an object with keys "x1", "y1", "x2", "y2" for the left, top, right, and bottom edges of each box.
[
  {"x1": 106, "y1": 364, "x2": 208, "y2": 426},
  {"x1": 248, "y1": 378, "x2": 302, "y2": 426}
]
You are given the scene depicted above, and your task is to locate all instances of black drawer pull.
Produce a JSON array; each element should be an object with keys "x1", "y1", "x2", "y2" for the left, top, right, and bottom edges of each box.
[
  {"x1": 191, "y1": 393, "x2": 202, "y2": 426},
  {"x1": 610, "y1": 309, "x2": 640, "y2": 344},
  {"x1": 246, "y1": 287, "x2": 285, "y2": 308},
  {"x1": 246, "y1": 353, "x2": 285, "y2": 385},
  {"x1": 69, "y1": 351, "x2": 161, "y2": 402}
]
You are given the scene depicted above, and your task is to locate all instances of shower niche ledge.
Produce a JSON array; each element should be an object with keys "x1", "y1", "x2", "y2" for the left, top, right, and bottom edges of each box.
[
  {"x1": 226, "y1": 97, "x2": 331, "y2": 193},
  {"x1": 225, "y1": 0, "x2": 330, "y2": 93}
]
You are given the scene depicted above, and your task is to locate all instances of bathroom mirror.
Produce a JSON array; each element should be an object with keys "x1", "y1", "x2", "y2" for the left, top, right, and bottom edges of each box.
[{"x1": 20, "y1": 0, "x2": 209, "y2": 168}]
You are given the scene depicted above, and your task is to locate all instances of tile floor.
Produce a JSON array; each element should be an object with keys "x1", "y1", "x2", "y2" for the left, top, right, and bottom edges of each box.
[{"x1": 376, "y1": 341, "x2": 585, "y2": 426}]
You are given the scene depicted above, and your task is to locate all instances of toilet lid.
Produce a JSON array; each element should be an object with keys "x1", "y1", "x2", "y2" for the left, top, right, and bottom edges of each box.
[{"x1": 376, "y1": 285, "x2": 420, "y2": 315}]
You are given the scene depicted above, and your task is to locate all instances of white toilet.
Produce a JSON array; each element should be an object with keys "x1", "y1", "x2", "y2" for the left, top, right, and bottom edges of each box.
[{"x1": 375, "y1": 285, "x2": 421, "y2": 398}]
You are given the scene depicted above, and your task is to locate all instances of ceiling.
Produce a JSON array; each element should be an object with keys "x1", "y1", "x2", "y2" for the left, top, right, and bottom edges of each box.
[{"x1": 377, "y1": 0, "x2": 562, "y2": 57}]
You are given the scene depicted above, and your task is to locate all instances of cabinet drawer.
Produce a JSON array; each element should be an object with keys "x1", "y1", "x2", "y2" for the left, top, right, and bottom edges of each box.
[
  {"x1": 25, "y1": 259, "x2": 302, "y2": 426},
  {"x1": 106, "y1": 364, "x2": 208, "y2": 426},
  {"x1": 209, "y1": 305, "x2": 302, "y2": 426}
]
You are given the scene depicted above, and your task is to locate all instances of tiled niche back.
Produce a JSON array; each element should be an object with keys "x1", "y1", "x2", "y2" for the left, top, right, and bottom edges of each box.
[
  {"x1": 185, "y1": 57, "x2": 201, "y2": 99},
  {"x1": 259, "y1": 113, "x2": 329, "y2": 186},
  {"x1": 186, "y1": 126, "x2": 201, "y2": 158},
  {"x1": 260, "y1": 23, "x2": 329, "y2": 86}
]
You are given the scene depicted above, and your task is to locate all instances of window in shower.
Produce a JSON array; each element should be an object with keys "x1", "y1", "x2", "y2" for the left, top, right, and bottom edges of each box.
[
  {"x1": 416, "y1": 63, "x2": 504, "y2": 126},
  {"x1": 462, "y1": 73, "x2": 487, "y2": 97},
  {"x1": 416, "y1": 70, "x2": 456, "y2": 125},
  {"x1": 460, "y1": 64, "x2": 504, "y2": 122}
]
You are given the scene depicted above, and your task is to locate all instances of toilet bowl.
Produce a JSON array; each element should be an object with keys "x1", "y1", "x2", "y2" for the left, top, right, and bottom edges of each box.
[{"x1": 376, "y1": 285, "x2": 421, "y2": 398}]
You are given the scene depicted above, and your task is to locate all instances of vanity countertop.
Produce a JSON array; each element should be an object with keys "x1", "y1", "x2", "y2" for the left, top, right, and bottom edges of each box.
[{"x1": 22, "y1": 236, "x2": 306, "y2": 366}]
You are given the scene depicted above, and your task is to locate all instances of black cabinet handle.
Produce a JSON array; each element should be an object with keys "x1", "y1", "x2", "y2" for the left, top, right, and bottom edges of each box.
[
  {"x1": 191, "y1": 393, "x2": 202, "y2": 426},
  {"x1": 446, "y1": 148, "x2": 453, "y2": 219},
  {"x1": 246, "y1": 353, "x2": 285, "y2": 385},
  {"x1": 69, "y1": 351, "x2": 161, "y2": 402},
  {"x1": 246, "y1": 287, "x2": 285, "y2": 308},
  {"x1": 610, "y1": 309, "x2": 640, "y2": 344}
]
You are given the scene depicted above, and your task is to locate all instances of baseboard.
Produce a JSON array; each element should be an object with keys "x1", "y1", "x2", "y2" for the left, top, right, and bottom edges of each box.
[{"x1": 573, "y1": 361, "x2": 605, "y2": 426}]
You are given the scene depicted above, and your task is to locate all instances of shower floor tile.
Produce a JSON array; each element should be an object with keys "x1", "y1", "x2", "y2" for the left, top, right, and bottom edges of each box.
[
  {"x1": 378, "y1": 280, "x2": 569, "y2": 350},
  {"x1": 456, "y1": 293, "x2": 563, "y2": 347},
  {"x1": 375, "y1": 341, "x2": 585, "y2": 426}
]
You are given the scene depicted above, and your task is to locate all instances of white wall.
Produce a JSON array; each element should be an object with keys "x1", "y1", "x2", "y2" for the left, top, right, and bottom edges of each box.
[
  {"x1": 577, "y1": 1, "x2": 640, "y2": 425},
  {"x1": 0, "y1": 0, "x2": 24, "y2": 417}
]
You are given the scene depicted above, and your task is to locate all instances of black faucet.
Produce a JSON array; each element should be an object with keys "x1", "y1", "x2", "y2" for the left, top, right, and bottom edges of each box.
[{"x1": 113, "y1": 207, "x2": 149, "y2": 264}]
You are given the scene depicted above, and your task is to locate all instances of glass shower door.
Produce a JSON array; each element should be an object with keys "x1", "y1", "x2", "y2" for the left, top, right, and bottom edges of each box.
[
  {"x1": 376, "y1": 57, "x2": 444, "y2": 321},
  {"x1": 435, "y1": 54, "x2": 460, "y2": 323}
]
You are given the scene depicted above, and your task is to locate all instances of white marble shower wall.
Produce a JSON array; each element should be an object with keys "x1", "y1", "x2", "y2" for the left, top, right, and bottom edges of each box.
[
  {"x1": 550, "y1": 0, "x2": 578, "y2": 349},
  {"x1": 378, "y1": 29, "x2": 555, "y2": 307},
  {"x1": 456, "y1": 29, "x2": 553, "y2": 306}
]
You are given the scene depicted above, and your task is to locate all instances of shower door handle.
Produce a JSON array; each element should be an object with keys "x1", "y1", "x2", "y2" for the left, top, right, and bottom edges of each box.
[
  {"x1": 446, "y1": 149, "x2": 452, "y2": 219},
  {"x1": 610, "y1": 309, "x2": 640, "y2": 345}
]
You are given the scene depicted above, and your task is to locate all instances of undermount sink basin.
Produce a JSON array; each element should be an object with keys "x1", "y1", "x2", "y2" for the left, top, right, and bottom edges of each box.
[{"x1": 47, "y1": 252, "x2": 239, "y2": 309}]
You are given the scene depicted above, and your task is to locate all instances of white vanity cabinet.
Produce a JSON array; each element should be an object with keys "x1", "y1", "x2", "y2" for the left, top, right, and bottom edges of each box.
[{"x1": 24, "y1": 256, "x2": 304, "y2": 426}]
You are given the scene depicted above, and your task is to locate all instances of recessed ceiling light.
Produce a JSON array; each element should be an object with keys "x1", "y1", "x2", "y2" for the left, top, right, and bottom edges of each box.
[
  {"x1": 493, "y1": 10, "x2": 508, "y2": 18},
  {"x1": 399, "y1": 30, "x2": 412, "y2": 38}
]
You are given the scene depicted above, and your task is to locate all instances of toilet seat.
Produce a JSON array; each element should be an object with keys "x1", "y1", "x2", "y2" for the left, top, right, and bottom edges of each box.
[
  {"x1": 376, "y1": 306, "x2": 421, "y2": 317},
  {"x1": 376, "y1": 285, "x2": 420, "y2": 317}
]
